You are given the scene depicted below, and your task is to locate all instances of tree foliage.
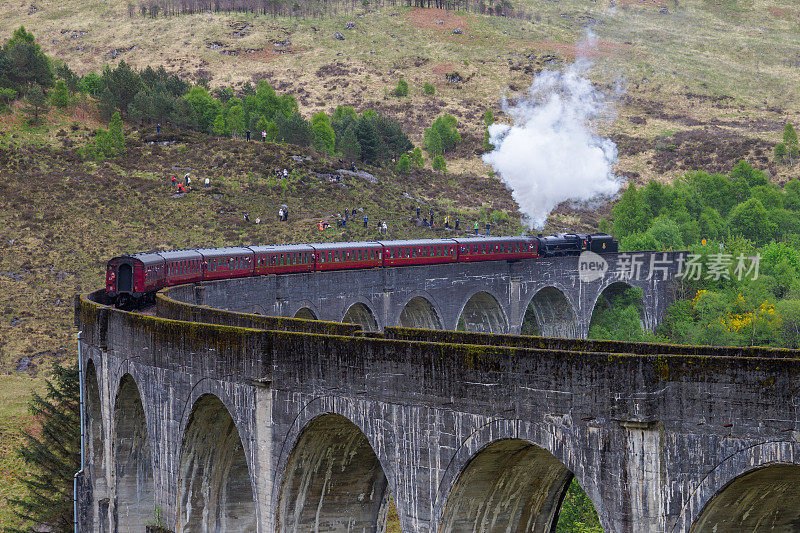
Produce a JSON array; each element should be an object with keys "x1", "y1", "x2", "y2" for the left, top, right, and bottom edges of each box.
[
  {"x1": 423, "y1": 114, "x2": 460, "y2": 156},
  {"x1": 392, "y1": 78, "x2": 409, "y2": 97},
  {"x1": 10, "y1": 363, "x2": 80, "y2": 533}
]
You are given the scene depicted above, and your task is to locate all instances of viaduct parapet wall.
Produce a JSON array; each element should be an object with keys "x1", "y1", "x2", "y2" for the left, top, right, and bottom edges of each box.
[{"x1": 75, "y1": 289, "x2": 800, "y2": 533}]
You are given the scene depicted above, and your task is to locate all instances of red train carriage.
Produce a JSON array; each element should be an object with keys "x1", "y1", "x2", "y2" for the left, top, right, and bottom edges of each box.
[
  {"x1": 454, "y1": 236, "x2": 537, "y2": 262},
  {"x1": 379, "y1": 239, "x2": 457, "y2": 267},
  {"x1": 196, "y1": 247, "x2": 255, "y2": 280},
  {"x1": 106, "y1": 252, "x2": 166, "y2": 307},
  {"x1": 160, "y1": 250, "x2": 204, "y2": 287},
  {"x1": 310, "y1": 241, "x2": 383, "y2": 271},
  {"x1": 251, "y1": 244, "x2": 316, "y2": 275}
]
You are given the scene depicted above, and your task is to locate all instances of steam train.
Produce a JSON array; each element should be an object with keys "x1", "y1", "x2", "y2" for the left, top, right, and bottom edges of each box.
[{"x1": 105, "y1": 233, "x2": 618, "y2": 308}]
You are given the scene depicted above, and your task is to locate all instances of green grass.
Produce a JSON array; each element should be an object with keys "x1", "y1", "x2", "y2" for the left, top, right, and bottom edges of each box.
[{"x1": 0, "y1": 374, "x2": 48, "y2": 529}]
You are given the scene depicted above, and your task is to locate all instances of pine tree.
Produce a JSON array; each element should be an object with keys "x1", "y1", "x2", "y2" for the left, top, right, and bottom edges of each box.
[
  {"x1": 409, "y1": 147, "x2": 424, "y2": 169},
  {"x1": 775, "y1": 142, "x2": 788, "y2": 163},
  {"x1": 339, "y1": 124, "x2": 361, "y2": 162},
  {"x1": 23, "y1": 85, "x2": 49, "y2": 125},
  {"x1": 51, "y1": 80, "x2": 69, "y2": 108},
  {"x1": 432, "y1": 154, "x2": 446, "y2": 172},
  {"x1": 10, "y1": 362, "x2": 80, "y2": 532},
  {"x1": 355, "y1": 115, "x2": 380, "y2": 163},
  {"x1": 108, "y1": 111, "x2": 125, "y2": 155},
  {"x1": 392, "y1": 78, "x2": 409, "y2": 97},
  {"x1": 396, "y1": 153, "x2": 411, "y2": 173}
]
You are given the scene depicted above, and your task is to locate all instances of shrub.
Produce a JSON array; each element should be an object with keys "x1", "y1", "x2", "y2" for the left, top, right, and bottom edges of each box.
[
  {"x1": 50, "y1": 80, "x2": 69, "y2": 108},
  {"x1": 23, "y1": 85, "x2": 49, "y2": 125},
  {"x1": 409, "y1": 147, "x2": 424, "y2": 169},
  {"x1": 423, "y1": 114, "x2": 460, "y2": 156},
  {"x1": 0, "y1": 87, "x2": 17, "y2": 111},
  {"x1": 392, "y1": 78, "x2": 409, "y2": 97},
  {"x1": 775, "y1": 142, "x2": 788, "y2": 162},
  {"x1": 396, "y1": 153, "x2": 411, "y2": 173},
  {"x1": 432, "y1": 154, "x2": 446, "y2": 171},
  {"x1": 423, "y1": 82, "x2": 435, "y2": 95}
]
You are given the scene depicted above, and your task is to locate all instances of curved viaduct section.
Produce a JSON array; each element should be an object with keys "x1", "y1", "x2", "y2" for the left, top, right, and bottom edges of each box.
[
  {"x1": 75, "y1": 287, "x2": 800, "y2": 533},
  {"x1": 175, "y1": 252, "x2": 683, "y2": 339}
]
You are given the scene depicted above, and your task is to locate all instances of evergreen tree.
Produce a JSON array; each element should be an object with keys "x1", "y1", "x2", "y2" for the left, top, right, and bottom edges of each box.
[
  {"x1": 392, "y1": 78, "x2": 409, "y2": 97},
  {"x1": 423, "y1": 82, "x2": 435, "y2": 95},
  {"x1": 184, "y1": 86, "x2": 220, "y2": 133},
  {"x1": 483, "y1": 107, "x2": 495, "y2": 152},
  {"x1": 396, "y1": 153, "x2": 410, "y2": 173},
  {"x1": 311, "y1": 111, "x2": 336, "y2": 155},
  {"x1": 98, "y1": 61, "x2": 143, "y2": 118},
  {"x1": 424, "y1": 114, "x2": 460, "y2": 156},
  {"x1": 277, "y1": 111, "x2": 313, "y2": 146},
  {"x1": 3, "y1": 27, "x2": 53, "y2": 91},
  {"x1": 432, "y1": 154, "x2": 446, "y2": 171},
  {"x1": 0, "y1": 87, "x2": 17, "y2": 111},
  {"x1": 50, "y1": 80, "x2": 69, "y2": 108},
  {"x1": 775, "y1": 142, "x2": 788, "y2": 163},
  {"x1": 10, "y1": 362, "x2": 80, "y2": 532},
  {"x1": 355, "y1": 115, "x2": 381, "y2": 163},
  {"x1": 108, "y1": 111, "x2": 125, "y2": 154},
  {"x1": 783, "y1": 122, "x2": 798, "y2": 147},
  {"x1": 339, "y1": 123, "x2": 361, "y2": 162},
  {"x1": 23, "y1": 84, "x2": 49, "y2": 124},
  {"x1": 409, "y1": 147, "x2": 424, "y2": 169}
]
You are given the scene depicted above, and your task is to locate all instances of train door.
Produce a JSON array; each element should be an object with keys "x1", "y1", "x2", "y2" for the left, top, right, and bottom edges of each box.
[{"x1": 118, "y1": 263, "x2": 133, "y2": 292}]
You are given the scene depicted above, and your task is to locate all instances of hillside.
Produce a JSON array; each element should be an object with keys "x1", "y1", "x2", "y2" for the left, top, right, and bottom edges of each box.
[
  {"x1": 2, "y1": 0, "x2": 800, "y2": 193},
  {"x1": 3, "y1": 0, "x2": 800, "y2": 528}
]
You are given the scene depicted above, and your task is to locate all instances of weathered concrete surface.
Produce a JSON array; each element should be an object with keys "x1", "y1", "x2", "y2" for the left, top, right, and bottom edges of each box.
[
  {"x1": 75, "y1": 292, "x2": 800, "y2": 533},
  {"x1": 164, "y1": 252, "x2": 684, "y2": 338}
]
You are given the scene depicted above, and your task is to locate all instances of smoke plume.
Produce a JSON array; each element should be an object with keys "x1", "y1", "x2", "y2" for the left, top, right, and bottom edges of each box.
[{"x1": 483, "y1": 39, "x2": 621, "y2": 229}]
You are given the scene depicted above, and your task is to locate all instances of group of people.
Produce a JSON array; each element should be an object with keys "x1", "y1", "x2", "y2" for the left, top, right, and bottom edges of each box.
[
  {"x1": 170, "y1": 172, "x2": 210, "y2": 194},
  {"x1": 413, "y1": 206, "x2": 492, "y2": 236}
]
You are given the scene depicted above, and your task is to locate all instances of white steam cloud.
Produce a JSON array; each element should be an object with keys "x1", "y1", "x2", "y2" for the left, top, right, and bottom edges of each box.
[{"x1": 483, "y1": 39, "x2": 621, "y2": 229}]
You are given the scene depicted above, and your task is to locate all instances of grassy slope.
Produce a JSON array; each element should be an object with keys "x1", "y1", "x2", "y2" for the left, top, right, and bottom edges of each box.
[
  {"x1": 3, "y1": 0, "x2": 800, "y2": 188},
  {"x1": 3, "y1": 0, "x2": 800, "y2": 528}
]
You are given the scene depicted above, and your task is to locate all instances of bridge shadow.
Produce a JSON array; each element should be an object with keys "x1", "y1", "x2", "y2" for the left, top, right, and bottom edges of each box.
[
  {"x1": 113, "y1": 374, "x2": 154, "y2": 532},
  {"x1": 691, "y1": 464, "x2": 800, "y2": 532},
  {"x1": 177, "y1": 394, "x2": 256, "y2": 532},
  {"x1": 277, "y1": 414, "x2": 397, "y2": 532},
  {"x1": 439, "y1": 438, "x2": 596, "y2": 533}
]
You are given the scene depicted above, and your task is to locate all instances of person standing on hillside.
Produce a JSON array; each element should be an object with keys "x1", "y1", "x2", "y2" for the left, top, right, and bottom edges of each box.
[
  {"x1": 246, "y1": 129, "x2": 251, "y2": 141},
  {"x1": 156, "y1": 123, "x2": 161, "y2": 134},
  {"x1": 486, "y1": 223, "x2": 491, "y2": 236},
  {"x1": 171, "y1": 175, "x2": 176, "y2": 187},
  {"x1": 262, "y1": 130, "x2": 267, "y2": 142},
  {"x1": 278, "y1": 208, "x2": 284, "y2": 221},
  {"x1": 474, "y1": 221, "x2": 479, "y2": 235},
  {"x1": 455, "y1": 217, "x2": 460, "y2": 231},
  {"x1": 363, "y1": 215, "x2": 368, "y2": 228},
  {"x1": 204, "y1": 177, "x2": 210, "y2": 190}
]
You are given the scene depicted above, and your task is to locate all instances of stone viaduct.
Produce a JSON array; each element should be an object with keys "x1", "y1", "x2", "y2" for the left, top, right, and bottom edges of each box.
[{"x1": 74, "y1": 252, "x2": 800, "y2": 532}]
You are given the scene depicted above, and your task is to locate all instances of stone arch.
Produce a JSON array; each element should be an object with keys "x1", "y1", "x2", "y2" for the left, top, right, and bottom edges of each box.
[
  {"x1": 690, "y1": 464, "x2": 800, "y2": 531},
  {"x1": 113, "y1": 374, "x2": 155, "y2": 532},
  {"x1": 277, "y1": 413, "x2": 391, "y2": 532},
  {"x1": 589, "y1": 281, "x2": 645, "y2": 332},
  {"x1": 457, "y1": 291, "x2": 508, "y2": 334},
  {"x1": 86, "y1": 359, "x2": 109, "y2": 530},
  {"x1": 522, "y1": 286, "x2": 578, "y2": 338},
  {"x1": 177, "y1": 394, "x2": 256, "y2": 532},
  {"x1": 439, "y1": 438, "x2": 574, "y2": 532},
  {"x1": 293, "y1": 307, "x2": 317, "y2": 320},
  {"x1": 673, "y1": 441, "x2": 800, "y2": 532},
  {"x1": 398, "y1": 295, "x2": 443, "y2": 330},
  {"x1": 342, "y1": 300, "x2": 380, "y2": 332}
]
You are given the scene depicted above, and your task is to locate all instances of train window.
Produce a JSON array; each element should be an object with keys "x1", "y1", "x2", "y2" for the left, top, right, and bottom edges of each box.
[
  {"x1": 421, "y1": 248, "x2": 426, "y2": 258},
  {"x1": 358, "y1": 250, "x2": 362, "y2": 261},
  {"x1": 412, "y1": 248, "x2": 418, "y2": 258},
  {"x1": 334, "y1": 251, "x2": 339, "y2": 262},
  {"x1": 482, "y1": 245, "x2": 487, "y2": 254}
]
